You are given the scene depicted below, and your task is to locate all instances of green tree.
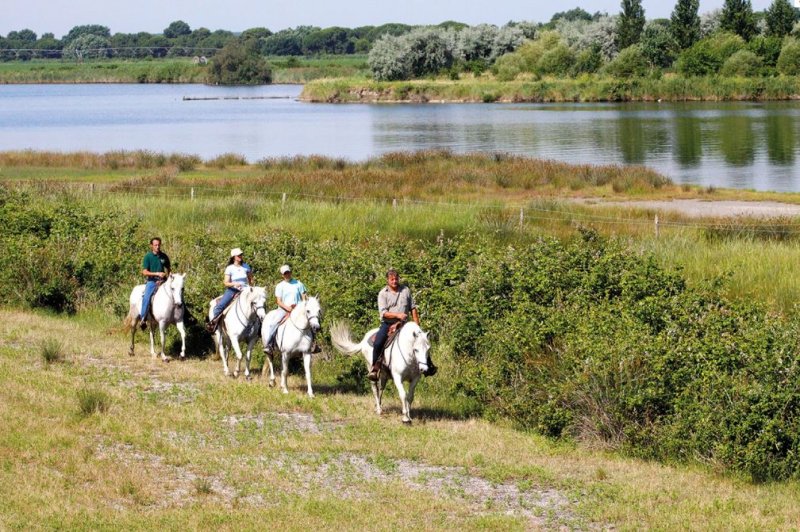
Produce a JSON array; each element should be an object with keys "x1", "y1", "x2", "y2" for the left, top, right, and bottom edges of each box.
[
  {"x1": 605, "y1": 44, "x2": 649, "y2": 77},
  {"x1": 641, "y1": 19, "x2": 678, "y2": 67},
  {"x1": 63, "y1": 25, "x2": 110, "y2": 43},
  {"x1": 670, "y1": 0, "x2": 700, "y2": 50},
  {"x1": 551, "y1": 8, "x2": 594, "y2": 24},
  {"x1": 721, "y1": 0, "x2": 757, "y2": 41},
  {"x1": 617, "y1": 0, "x2": 646, "y2": 49},
  {"x1": 208, "y1": 40, "x2": 272, "y2": 85},
  {"x1": 240, "y1": 27, "x2": 272, "y2": 41},
  {"x1": 765, "y1": 0, "x2": 799, "y2": 37},
  {"x1": 163, "y1": 20, "x2": 191, "y2": 39},
  {"x1": 63, "y1": 34, "x2": 110, "y2": 60},
  {"x1": 777, "y1": 37, "x2": 800, "y2": 74}
]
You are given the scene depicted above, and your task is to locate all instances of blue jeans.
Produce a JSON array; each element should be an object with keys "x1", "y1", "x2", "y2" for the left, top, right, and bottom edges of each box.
[
  {"x1": 212, "y1": 288, "x2": 239, "y2": 319},
  {"x1": 372, "y1": 321, "x2": 392, "y2": 366},
  {"x1": 140, "y1": 280, "x2": 158, "y2": 320}
]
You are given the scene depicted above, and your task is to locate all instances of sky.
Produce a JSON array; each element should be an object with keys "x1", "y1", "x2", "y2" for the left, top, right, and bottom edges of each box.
[{"x1": 2, "y1": 0, "x2": 778, "y2": 38}]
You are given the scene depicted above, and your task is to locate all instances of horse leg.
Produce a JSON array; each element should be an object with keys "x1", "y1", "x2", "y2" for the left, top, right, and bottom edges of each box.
[
  {"x1": 303, "y1": 352, "x2": 314, "y2": 398},
  {"x1": 370, "y1": 380, "x2": 382, "y2": 415},
  {"x1": 392, "y1": 373, "x2": 411, "y2": 424},
  {"x1": 244, "y1": 337, "x2": 256, "y2": 381},
  {"x1": 176, "y1": 320, "x2": 186, "y2": 358},
  {"x1": 280, "y1": 351, "x2": 290, "y2": 394},
  {"x1": 217, "y1": 331, "x2": 230, "y2": 377},
  {"x1": 129, "y1": 326, "x2": 136, "y2": 357},
  {"x1": 159, "y1": 322, "x2": 170, "y2": 362},
  {"x1": 265, "y1": 352, "x2": 276, "y2": 387},
  {"x1": 148, "y1": 324, "x2": 157, "y2": 358},
  {"x1": 407, "y1": 376, "x2": 421, "y2": 417},
  {"x1": 229, "y1": 334, "x2": 244, "y2": 378}
]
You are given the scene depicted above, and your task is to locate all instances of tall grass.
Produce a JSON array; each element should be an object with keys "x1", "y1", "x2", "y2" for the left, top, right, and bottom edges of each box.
[
  {"x1": 302, "y1": 75, "x2": 800, "y2": 103},
  {"x1": 40, "y1": 338, "x2": 65, "y2": 365},
  {"x1": 77, "y1": 387, "x2": 110, "y2": 416},
  {"x1": 0, "y1": 59, "x2": 207, "y2": 83}
]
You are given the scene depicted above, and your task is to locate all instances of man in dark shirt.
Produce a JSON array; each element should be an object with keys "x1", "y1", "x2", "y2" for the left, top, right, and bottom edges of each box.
[{"x1": 139, "y1": 237, "x2": 171, "y2": 330}]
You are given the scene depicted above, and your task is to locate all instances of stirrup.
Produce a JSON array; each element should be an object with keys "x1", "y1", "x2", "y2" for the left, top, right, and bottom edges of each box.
[{"x1": 367, "y1": 363, "x2": 381, "y2": 381}]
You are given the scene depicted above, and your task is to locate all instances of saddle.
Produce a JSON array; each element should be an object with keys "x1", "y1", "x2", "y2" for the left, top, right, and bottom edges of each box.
[
  {"x1": 205, "y1": 292, "x2": 241, "y2": 333},
  {"x1": 368, "y1": 322, "x2": 404, "y2": 353}
]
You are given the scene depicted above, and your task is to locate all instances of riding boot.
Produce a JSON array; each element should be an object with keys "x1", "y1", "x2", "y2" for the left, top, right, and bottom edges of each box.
[
  {"x1": 205, "y1": 315, "x2": 220, "y2": 333},
  {"x1": 368, "y1": 360, "x2": 381, "y2": 382},
  {"x1": 139, "y1": 317, "x2": 148, "y2": 331}
]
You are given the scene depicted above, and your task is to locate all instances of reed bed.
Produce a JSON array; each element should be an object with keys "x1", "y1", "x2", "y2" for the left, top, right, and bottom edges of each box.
[{"x1": 302, "y1": 75, "x2": 800, "y2": 103}]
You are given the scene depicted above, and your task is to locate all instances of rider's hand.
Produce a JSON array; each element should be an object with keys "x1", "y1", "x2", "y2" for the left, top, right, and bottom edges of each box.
[{"x1": 399, "y1": 312, "x2": 408, "y2": 322}]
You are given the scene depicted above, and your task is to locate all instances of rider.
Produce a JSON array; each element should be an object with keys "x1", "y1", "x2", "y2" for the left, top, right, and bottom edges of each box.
[
  {"x1": 206, "y1": 247, "x2": 253, "y2": 332},
  {"x1": 139, "y1": 237, "x2": 171, "y2": 331},
  {"x1": 369, "y1": 268, "x2": 436, "y2": 381},
  {"x1": 263, "y1": 264, "x2": 320, "y2": 354}
]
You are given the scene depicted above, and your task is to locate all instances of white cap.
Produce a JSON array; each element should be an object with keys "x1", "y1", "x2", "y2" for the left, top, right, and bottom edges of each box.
[
  {"x1": 279, "y1": 264, "x2": 291, "y2": 274},
  {"x1": 230, "y1": 247, "x2": 243, "y2": 257}
]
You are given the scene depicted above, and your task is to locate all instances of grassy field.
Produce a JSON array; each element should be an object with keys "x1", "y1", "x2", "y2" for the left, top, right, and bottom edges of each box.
[
  {"x1": 4, "y1": 151, "x2": 800, "y2": 527},
  {"x1": 0, "y1": 56, "x2": 369, "y2": 84},
  {"x1": 2, "y1": 308, "x2": 800, "y2": 529}
]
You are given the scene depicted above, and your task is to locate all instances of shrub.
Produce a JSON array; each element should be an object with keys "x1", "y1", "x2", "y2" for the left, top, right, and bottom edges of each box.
[
  {"x1": 536, "y1": 44, "x2": 575, "y2": 76},
  {"x1": 77, "y1": 387, "x2": 110, "y2": 416},
  {"x1": 777, "y1": 37, "x2": 800, "y2": 75},
  {"x1": 720, "y1": 49, "x2": 763, "y2": 76},
  {"x1": 604, "y1": 45, "x2": 649, "y2": 77},
  {"x1": 676, "y1": 31, "x2": 745, "y2": 76},
  {"x1": 208, "y1": 39, "x2": 272, "y2": 85},
  {"x1": 40, "y1": 338, "x2": 65, "y2": 365}
]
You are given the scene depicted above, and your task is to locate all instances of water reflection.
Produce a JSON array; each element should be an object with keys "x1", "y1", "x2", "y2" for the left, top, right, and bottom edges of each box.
[{"x1": 2, "y1": 85, "x2": 800, "y2": 191}]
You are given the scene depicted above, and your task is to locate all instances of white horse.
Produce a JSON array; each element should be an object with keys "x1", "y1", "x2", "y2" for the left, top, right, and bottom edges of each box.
[
  {"x1": 261, "y1": 297, "x2": 322, "y2": 397},
  {"x1": 208, "y1": 286, "x2": 267, "y2": 379},
  {"x1": 125, "y1": 273, "x2": 187, "y2": 361},
  {"x1": 330, "y1": 321, "x2": 431, "y2": 424}
]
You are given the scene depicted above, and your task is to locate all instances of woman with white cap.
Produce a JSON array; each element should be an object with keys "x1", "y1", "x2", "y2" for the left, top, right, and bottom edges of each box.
[{"x1": 206, "y1": 247, "x2": 253, "y2": 332}]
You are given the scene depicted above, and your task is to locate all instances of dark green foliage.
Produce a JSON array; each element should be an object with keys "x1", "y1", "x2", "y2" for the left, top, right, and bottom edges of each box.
[
  {"x1": 747, "y1": 35, "x2": 784, "y2": 66},
  {"x1": 208, "y1": 40, "x2": 272, "y2": 85},
  {"x1": 777, "y1": 37, "x2": 800, "y2": 74},
  {"x1": 765, "y1": 0, "x2": 799, "y2": 37},
  {"x1": 676, "y1": 32, "x2": 746, "y2": 75},
  {"x1": 721, "y1": 0, "x2": 758, "y2": 41},
  {"x1": 0, "y1": 188, "x2": 140, "y2": 313},
  {"x1": 605, "y1": 45, "x2": 650, "y2": 77},
  {"x1": 551, "y1": 8, "x2": 594, "y2": 24},
  {"x1": 63, "y1": 24, "x2": 110, "y2": 43},
  {"x1": 670, "y1": 0, "x2": 701, "y2": 50},
  {"x1": 617, "y1": 0, "x2": 647, "y2": 49},
  {"x1": 641, "y1": 20, "x2": 679, "y2": 68},
  {"x1": 163, "y1": 20, "x2": 191, "y2": 39}
]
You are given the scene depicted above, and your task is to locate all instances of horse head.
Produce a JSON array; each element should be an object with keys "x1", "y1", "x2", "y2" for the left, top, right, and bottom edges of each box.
[
  {"x1": 250, "y1": 287, "x2": 268, "y2": 320},
  {"x1": 303, "y1": 296, "x2": 322, "y2": 333},
  {"x1": 411, "y1": 327, "x2": 431, "y2": 374},
  {"x1": 169, "y1": 273, "x2": 186, "y2": 307}
]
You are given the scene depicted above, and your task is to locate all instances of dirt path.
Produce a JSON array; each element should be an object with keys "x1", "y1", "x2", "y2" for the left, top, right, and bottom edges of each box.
[{"x1": 575, "y1": 198, "x2": 800, "y2": 218}]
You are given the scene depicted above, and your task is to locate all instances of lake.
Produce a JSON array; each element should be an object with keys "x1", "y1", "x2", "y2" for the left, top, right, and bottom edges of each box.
[{"x1": 1, "y1": 83, "x2": 799, "y2": 191}]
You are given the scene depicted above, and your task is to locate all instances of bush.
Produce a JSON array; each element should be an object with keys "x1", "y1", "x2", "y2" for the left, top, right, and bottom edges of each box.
[
  {"x1": 536, "y1": 44, "x2": 575, "y2": 76},
  {"x1": 40, "y1": 338, "x2": 65, "y2": 365},
  {"x1": 604, "y1": 45, "x2": 649, "y2": 77},
  {"x1": 208, "y1": 39, "x2": 272, "y2": 85},
  {"x1": 676, "y1": 31, "x2": 745, "y2": 76},
  {"x1": 720, "y1": 49, "x2": 763, "y2": 76},
  {"x1": 777, "y1": 37, "x2": 800, "y2": 75},
  {"x1": 77, "y1": 387, "x2": 110, "y2": 416}
]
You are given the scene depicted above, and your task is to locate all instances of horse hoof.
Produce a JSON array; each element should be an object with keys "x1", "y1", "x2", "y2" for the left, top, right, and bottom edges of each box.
[
  {"x1": 128, "y1": 350, "x2": 134, "y2": 357},
  {"x1": 161, "y1": 357, "x2": 171, "y2": 364},
  {"x1": 268, "y1": 379, "x2": 275, "y2": 388},
  {"x1": 307, "y1": 392, "x2": 315, "y2": 399},
  {"x1": 402, "y1": 417, "x2": 412, "y2": 424},
  {"x1": 282, "y1": 389, "x2": 289, "y2": 395},
  {"x1": 246, "y1": 375, "x2": 252, "y2": 381}
]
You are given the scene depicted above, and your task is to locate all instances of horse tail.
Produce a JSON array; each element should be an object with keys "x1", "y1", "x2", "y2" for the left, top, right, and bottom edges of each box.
[
  {"x1": 329, "y1": 321, "x2": 362, "y2": 356},
  {"x1": 122, "y1": 303, "x2": 138, "y2": 332}
]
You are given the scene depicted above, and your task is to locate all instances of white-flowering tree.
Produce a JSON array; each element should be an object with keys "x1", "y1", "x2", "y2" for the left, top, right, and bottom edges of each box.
[
  {"x1": 700, "y1": 9, "x2": 723, "y2": 38},
  {"x1": 368, "y1": 34, "x2": 411, "y2": 80}
]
